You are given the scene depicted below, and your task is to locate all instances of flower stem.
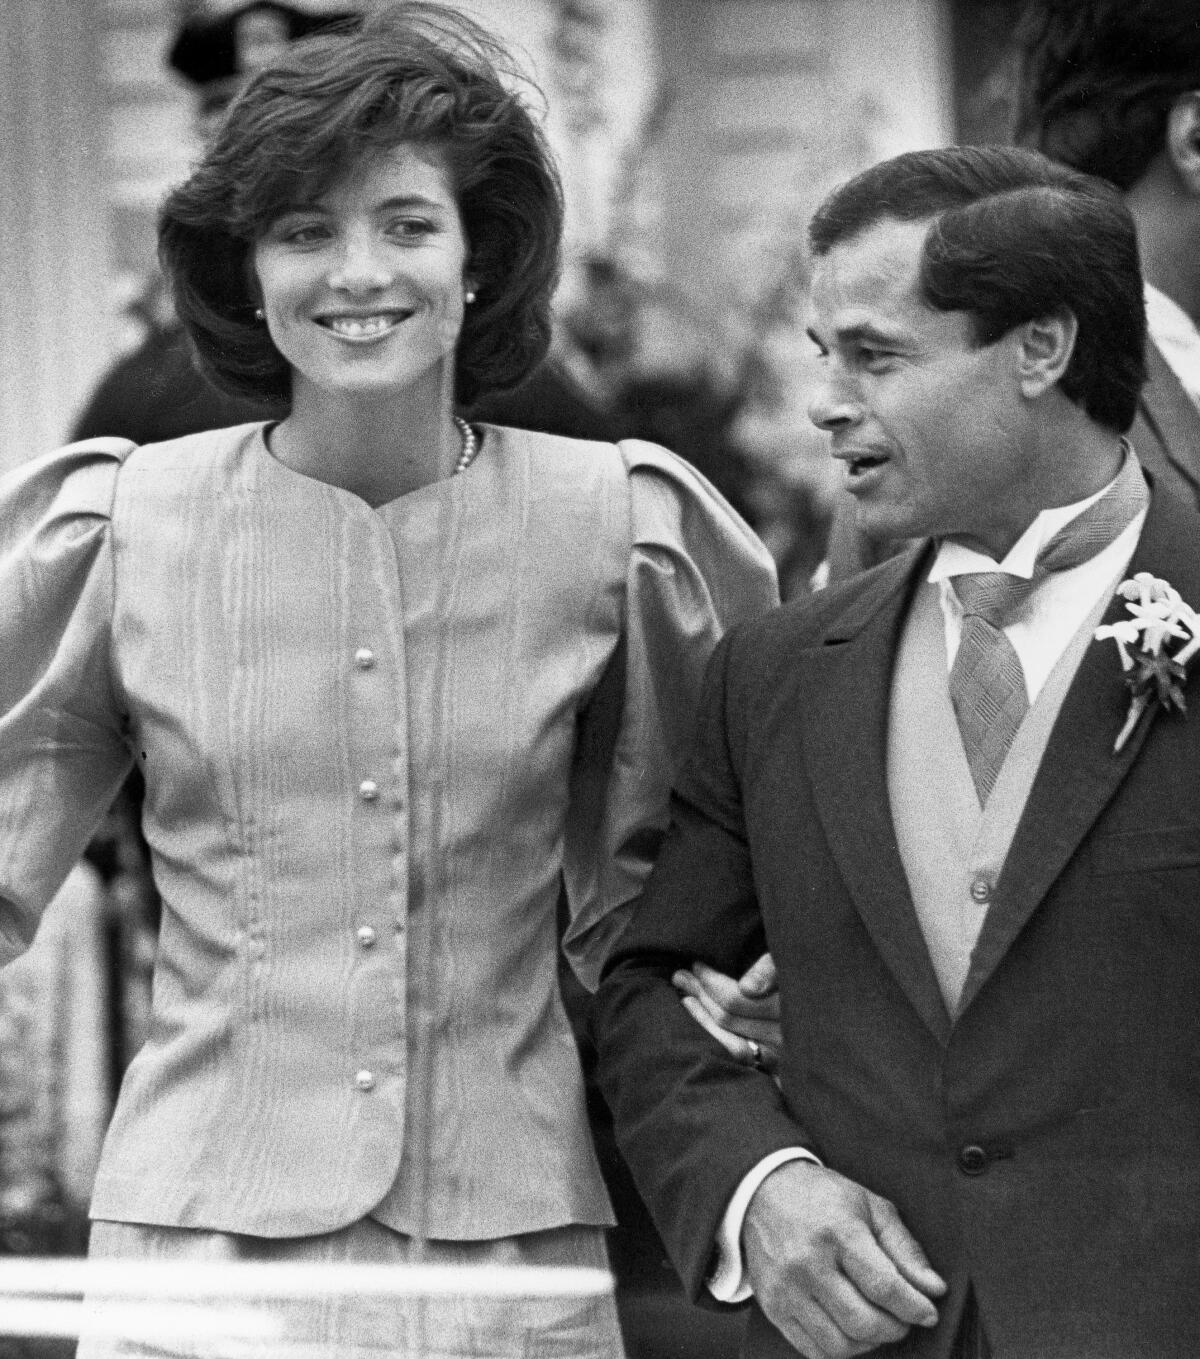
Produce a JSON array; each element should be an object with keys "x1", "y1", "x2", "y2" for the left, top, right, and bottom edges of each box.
[
  {"x1": 1175, "y1": 635, "x2": 1200, "y2": 667},
  {"x1": 1113, "y1": 693, "x2": 1150, "y2": 753}
]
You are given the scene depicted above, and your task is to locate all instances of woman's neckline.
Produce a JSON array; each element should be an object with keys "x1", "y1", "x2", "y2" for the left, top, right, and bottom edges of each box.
[{"x1": 254, "y1": 420, "x2": 489, "y2": 510}]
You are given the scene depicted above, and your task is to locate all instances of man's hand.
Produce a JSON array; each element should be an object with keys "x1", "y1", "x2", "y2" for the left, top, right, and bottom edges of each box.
[
  {"x1": 743, "y1": 1161, "x2": 946, "y2": 1359},
  {"x1": 673, "y1": 953, "x2": 781, "y2": 1071}
]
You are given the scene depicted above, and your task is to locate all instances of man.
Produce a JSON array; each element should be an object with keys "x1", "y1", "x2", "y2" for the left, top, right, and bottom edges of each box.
[
  {"x1": 825, "y1": 0, "x2": 1200, "y2": 578},
  {"x1": 591, "y1": 144, "x2": 1200, "y2": 1359}
]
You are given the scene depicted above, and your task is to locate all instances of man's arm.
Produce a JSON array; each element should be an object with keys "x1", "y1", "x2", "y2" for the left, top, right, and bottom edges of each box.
[
  {"x1": 591, "y1": 630, "x2": 945, "y2": 1358},
  {"x1": 591, "y1": 631, "x2": 819, "y2": 1296}
]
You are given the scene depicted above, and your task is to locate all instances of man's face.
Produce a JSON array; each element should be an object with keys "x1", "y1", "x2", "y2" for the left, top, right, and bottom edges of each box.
[{"x1": 807, "y1": 217, "x2": 1039, "y2": 557}]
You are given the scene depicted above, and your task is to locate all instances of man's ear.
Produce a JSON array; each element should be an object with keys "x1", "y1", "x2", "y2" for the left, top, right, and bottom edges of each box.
[
  {"x1": 1166, "y1": 91, "x2": 1200, "y2": 195},
  {"x1": 1015, "y1": 309, "x2": 1077, "y2": 400}
]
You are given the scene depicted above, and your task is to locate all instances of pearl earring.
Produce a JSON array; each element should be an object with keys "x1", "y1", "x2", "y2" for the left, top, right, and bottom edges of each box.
[
  {"x1": 254, "y1": 307, "x2": 265, "y2": 321},
  {"x1": 464, "y1": 290, "x2": 477, "y2": 305}
]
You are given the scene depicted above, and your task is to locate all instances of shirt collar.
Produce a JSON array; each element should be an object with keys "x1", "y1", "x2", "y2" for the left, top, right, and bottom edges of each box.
[
  {"x1": 1145, "y1": 282, "x2": 1200, "y2": 352},
  {"x1": 1145, "y1": 282, "x2": 1200, "y2": 409},
  {"x1": 928, "y1": 460, "x2": 1123, "y2": 584}
]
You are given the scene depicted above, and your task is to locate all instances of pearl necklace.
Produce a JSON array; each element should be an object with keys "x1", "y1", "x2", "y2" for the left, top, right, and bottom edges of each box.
[{"x1": 452, "y1": 416, "x2": 480, "y2": 475}]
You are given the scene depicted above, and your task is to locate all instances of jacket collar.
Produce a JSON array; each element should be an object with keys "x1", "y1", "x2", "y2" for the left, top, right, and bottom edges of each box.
[
  {"x1": 799, "y1": 479, "x2": 1200, "y2": 1039},
  {"x1": 958, "y1": 479, "x2": 1200, "y2": 1014},
  {"x1": 799, "y1": 545, "x2": 954, "y2": 1044}
]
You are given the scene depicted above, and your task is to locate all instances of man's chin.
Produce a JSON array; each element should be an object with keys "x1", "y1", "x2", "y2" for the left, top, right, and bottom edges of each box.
[{"x1": 851, "y1": 503, "x2": 922, "y2": 546}]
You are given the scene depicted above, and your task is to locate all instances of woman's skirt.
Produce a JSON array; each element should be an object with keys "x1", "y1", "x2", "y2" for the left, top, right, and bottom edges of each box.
[{"x1": 79, "y1": 1217, "x2": 626, "y2": 1359}]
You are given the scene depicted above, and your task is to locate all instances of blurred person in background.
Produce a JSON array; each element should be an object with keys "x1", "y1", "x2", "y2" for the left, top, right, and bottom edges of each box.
[
  {"x1": 824, "y1": 0, "x2": 1200, "y2": 579},
  {"x1": 0, "y1": 6, "x2": 776, "y2": 1356},
  {"x1": 71, "y1": 2, "x2": 356, "y2": 448}
]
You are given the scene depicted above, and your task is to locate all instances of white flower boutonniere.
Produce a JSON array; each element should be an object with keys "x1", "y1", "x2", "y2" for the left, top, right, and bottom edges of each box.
[{"x1": 1095, "y1": 572, "x2": 1200, "y2": 753}]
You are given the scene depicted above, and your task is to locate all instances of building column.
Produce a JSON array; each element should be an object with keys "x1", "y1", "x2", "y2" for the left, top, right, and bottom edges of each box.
[{"x1": 0, "y1": 0, "x2": 113, "y2": 472}]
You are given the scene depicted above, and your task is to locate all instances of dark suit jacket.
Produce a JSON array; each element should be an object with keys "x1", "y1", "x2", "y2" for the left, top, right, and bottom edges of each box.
[
  {"x1": 825, "y1": 340, "x2": 1200, "y2": 579},
  {"x1": 592, "y1": 484, "x2": 1200, "y2": 1358}
]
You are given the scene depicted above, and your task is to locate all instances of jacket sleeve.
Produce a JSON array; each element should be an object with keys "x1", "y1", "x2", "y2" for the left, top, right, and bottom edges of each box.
[
  {"x1": 589, "y1": 627, "x2": 816, "y2": 1302},
  {"x1": 0, "y1": 440, "x2": 135, "y2": 964},
  {"x1": 561, "y1": 439, "x2": 778, "y2": 990}
]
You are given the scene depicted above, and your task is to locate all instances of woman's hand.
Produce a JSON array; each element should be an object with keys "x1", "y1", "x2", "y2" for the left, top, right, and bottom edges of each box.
[{"x1": 672, "y1": 953, "x2": 781, "y2": 1073}]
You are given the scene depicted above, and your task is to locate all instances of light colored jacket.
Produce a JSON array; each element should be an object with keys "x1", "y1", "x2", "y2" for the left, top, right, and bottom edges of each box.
[{"x1": 0, "y1": 422, "x2": 776, "y2": 1238}]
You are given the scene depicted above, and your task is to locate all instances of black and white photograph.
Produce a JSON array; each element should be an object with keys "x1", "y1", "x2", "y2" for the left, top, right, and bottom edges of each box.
[{"x1": 2, "y1": 2, "x2": 1199, "y2": 1356}]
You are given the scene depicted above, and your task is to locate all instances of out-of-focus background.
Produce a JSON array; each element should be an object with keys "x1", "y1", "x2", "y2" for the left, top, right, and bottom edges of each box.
[{"x1": 0, "y1": 0, "x2": 1023, "y2": 1353}]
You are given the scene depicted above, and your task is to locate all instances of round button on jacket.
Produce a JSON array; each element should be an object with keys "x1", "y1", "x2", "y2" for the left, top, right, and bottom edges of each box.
[
  {"x1": 969, "y1": 876, "x2": 992, "y2": 904},
  {"x1": 958, "y1": 1144, "x2": 988, "y2": 1175},
  {"x1": 354, "y1": 1069, "x2": 376, "y2": 1092},
  {"x1": 356, "y1": 926, "x2": 377, "y2": 948},
  {"x1": 354, "y1": 648, "x2": 375, "y2": 669},
  {"x1": 358, "y1": 780, "x2": 379, "y2": 802}
]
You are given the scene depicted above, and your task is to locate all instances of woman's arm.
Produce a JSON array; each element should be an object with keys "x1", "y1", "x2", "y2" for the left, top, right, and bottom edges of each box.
[
  {"x1": 0, "y1": 441, "x2": 135, "y2": 965},
  {"x1": 561, "y1": 439, "x2": 778, "y2": 989}
]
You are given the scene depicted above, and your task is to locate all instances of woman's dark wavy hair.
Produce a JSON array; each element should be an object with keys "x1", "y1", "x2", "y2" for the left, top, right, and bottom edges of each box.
[
  {"x1": 809, "y1": 145, "x2": 1146, "y2": 433},
  {"x1": 158, "y1": 2, "x2": 564, "y2": 408},
  {"x1": 1013, "y1": 0, "x2": 1200, "y2": 191}
]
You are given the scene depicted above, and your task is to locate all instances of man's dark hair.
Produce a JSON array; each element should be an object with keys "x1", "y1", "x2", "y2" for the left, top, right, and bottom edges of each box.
[
  {"x1": 158, "y1": 2, "x2": 563, "y2": 408},
  {"x1": 808, "y1": 144, "x2": 1146, "y2": 433},
  {"x1": 1013, "y1": 0, "x2": 1200, "y2": 191}
]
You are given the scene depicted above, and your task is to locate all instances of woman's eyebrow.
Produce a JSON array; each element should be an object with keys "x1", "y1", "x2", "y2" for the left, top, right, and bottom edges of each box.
[{"x1": 374, "y1": 194, "x2": 453, "y2": 212}]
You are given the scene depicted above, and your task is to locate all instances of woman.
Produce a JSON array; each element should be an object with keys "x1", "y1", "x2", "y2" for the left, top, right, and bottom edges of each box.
[{"x1": 0, "y1": 6, "x2": 775, "y2": 1355}]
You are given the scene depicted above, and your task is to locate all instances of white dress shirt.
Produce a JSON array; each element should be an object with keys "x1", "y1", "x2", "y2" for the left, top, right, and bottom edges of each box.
[
  {"x1": 929, "y1": 479, "x2": 1145, "y2": 702},
  {"x1": 1145, "y1": 282, "x2": 1200, "y2": 410},
  {"x1": 709, "y1": 467, "x2": 1145, "y2": 1303}
]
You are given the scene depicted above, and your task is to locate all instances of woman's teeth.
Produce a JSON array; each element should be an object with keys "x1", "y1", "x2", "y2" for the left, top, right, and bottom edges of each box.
[{"x1": 324, "y1": 315, "x2": 399, "y2": 337}]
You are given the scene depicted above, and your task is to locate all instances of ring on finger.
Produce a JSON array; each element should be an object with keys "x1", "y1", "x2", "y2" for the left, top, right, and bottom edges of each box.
[{"x1": 746, "y1": 1039, "x2": 766, "y2": 1071}]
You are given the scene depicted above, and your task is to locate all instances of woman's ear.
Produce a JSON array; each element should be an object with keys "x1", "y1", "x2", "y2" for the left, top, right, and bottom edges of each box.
[
  {"x1": 1166, "y1": 91, "x2": 1200, "y2": 195},
  {"x1": 1015, "y1": 308, "x2": 1078, "y2": 400}
]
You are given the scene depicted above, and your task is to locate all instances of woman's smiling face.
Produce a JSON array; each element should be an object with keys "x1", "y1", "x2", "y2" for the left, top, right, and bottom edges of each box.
[{"x1": 252, "y1": 142, "x2": 472, "y2": 406}]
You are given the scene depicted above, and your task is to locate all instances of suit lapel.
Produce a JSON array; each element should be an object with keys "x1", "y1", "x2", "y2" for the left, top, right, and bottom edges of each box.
[
  {"x1": 959, "y1": 485, "x2": 1200, "y2": 1014},
  {"x1": 800, "y1": 549, "x2": 953, "y2": 1044}
]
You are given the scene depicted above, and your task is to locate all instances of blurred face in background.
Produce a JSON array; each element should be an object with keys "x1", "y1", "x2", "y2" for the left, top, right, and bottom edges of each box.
[{"x1": 193, "y1": 8, "x2": 299, "y2": 144}]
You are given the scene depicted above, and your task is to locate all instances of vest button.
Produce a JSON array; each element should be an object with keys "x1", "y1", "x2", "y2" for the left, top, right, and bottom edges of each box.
[
  {"x1": 358, "y1": 779, "x2": 379, "y2": 802},
  {"x1": 958, "y1": 1143, "x2": 988, "y2": 1175},
  {"x1": 356, "y1": 926, "x2": 377, "y2": 948},
  {"x1": 354, "y1": 1069, "x2": 376, "y2": 1092},
  {"x1": 969, "y1": 875, "x2": 992, "y2": 904},
  {"x1": 354, "y1": 648, "x2": 376, "y2": 670}
]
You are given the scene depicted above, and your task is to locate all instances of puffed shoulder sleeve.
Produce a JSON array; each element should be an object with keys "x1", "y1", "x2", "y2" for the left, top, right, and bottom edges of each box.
[
  {"x1": 0, "y1": 440, "x2": 135, "y2": 964},
  {"x1": 562, "y1": 439, "x2": 778, "y2": 989}
]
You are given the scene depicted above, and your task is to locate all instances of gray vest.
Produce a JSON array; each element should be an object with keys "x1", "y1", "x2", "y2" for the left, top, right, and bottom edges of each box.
[{"x1": 888, "y1": 578, "x2": 1117, "y2": 1014}]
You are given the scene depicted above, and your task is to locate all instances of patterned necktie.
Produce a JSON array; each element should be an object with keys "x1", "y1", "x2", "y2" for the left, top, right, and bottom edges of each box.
[{"x1": 949, "y1": 451, "x2": 1149, "y2": 805}]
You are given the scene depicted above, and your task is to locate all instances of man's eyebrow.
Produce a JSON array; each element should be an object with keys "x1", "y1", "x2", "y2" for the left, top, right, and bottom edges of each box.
[{"x1": 812, "y1": 320, "x2": 910, "y2": 348}]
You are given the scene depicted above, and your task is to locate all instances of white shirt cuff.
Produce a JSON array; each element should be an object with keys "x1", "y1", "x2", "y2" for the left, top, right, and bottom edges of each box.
[{"x1": 707, "y1": 1147, "x2": 821, "y2": 1303}]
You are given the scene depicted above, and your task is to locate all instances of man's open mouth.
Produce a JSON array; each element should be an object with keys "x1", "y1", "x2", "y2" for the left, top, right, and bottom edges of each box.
[{"x1": 845, "y1": 452, "x2": 888, "y2": 476}]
